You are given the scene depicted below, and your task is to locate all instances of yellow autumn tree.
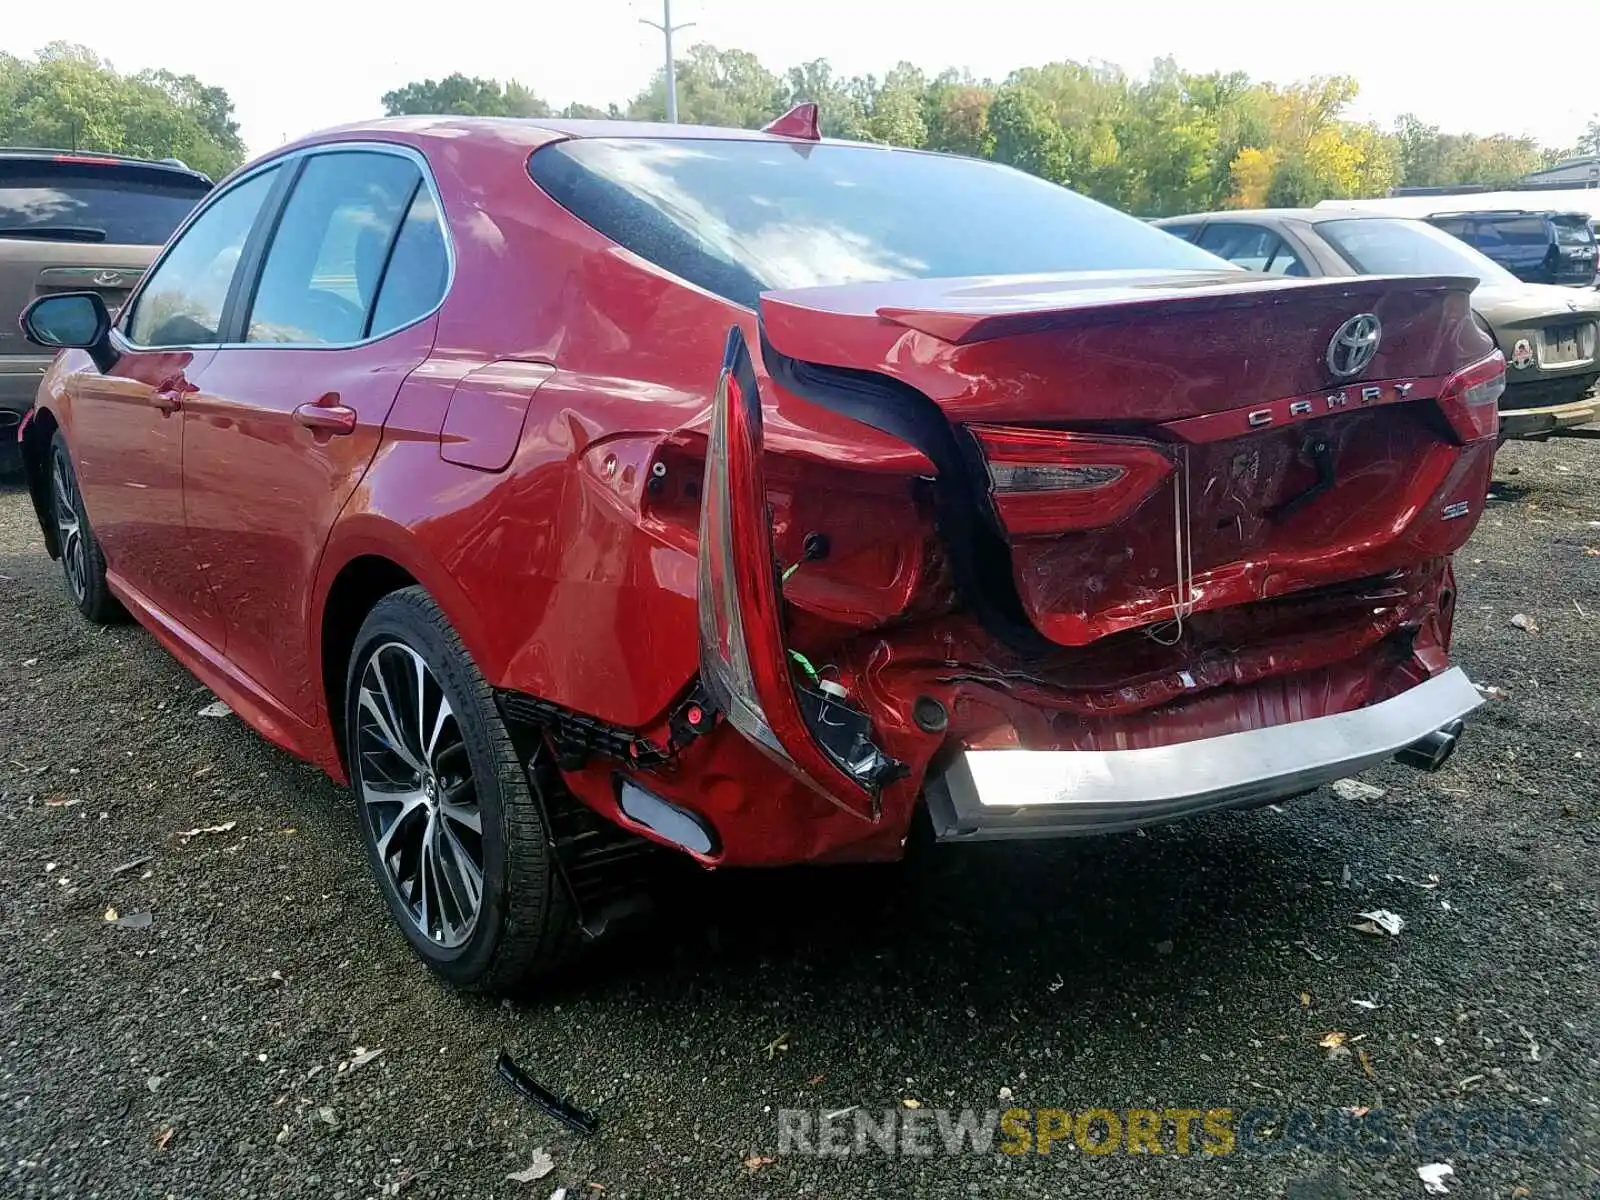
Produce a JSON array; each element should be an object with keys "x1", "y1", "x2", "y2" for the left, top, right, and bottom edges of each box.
[{"x1": 1226, "y1": 146, "x2": 1280, "y2": 207}]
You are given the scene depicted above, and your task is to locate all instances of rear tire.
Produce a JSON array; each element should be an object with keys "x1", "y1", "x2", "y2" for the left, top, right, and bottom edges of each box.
[
  {"x1": 345, "y1": 587, "x2": 579, "y2": 992},
  {"x1": 48, "y1": 430, "x2": 121, "y2": 624}
]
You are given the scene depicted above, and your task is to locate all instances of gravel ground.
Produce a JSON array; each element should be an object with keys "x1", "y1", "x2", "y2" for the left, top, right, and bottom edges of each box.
[{"x1": 2, "y1": 438, "x2": 1598, "y2": 1200}]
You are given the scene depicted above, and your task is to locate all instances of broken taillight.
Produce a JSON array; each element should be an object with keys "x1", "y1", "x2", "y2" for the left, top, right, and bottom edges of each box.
[
  {"x1": 967, "y1": 424, "x2": 1175, "y2": 535},
  {"x1": 1434, "y1": 351, "x2": 1506, "y2": 443},
  {"x1": 696, "y1": 327, "x2": 885, "y2": 819}
]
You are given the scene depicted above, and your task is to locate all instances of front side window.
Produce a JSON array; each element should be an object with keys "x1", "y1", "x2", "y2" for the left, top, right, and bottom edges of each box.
[
  {"x1": 245, "y1": 151, "x2": 422, "y2": 345},
  {"x1": 529, "y1": 138, "x2": 1230, "y2": 309},
  {"x1": 125, "y1": 168, "x2": 278, "y2": 347}
]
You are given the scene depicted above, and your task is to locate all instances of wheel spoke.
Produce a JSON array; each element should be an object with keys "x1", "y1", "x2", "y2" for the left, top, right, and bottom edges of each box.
[
  {"x1": 367, "y1": 786, "x2": 427, "y2": 861},
  {"x1": 360, "y1": 676, "x2": 423, "y2": 776},
  {"x1": 438, "y1": 796, "x2": 481, "y2": 834},
  {"x1": 353, "y1": 638, "x2": 484, "y2": 949}
]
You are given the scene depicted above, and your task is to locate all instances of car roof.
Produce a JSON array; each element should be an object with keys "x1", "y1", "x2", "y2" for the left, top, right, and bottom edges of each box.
[
  {"x1": 0, "y1": 147, "x2": 213, "y2": 184},
  {"x1": 285, "y1": 114, "x2": 868, "y2": 156},
  {"x1": 1155, "y1": 208, "x2": 1432, "y2": 226}
]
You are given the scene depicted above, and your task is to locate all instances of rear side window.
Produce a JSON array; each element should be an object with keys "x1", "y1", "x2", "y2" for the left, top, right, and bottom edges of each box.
[
  {"x1": 245, "y1": 151, "x2": 422, "y2": 345},
  {"x1": 1195, "y1": 223, "x2": 1307, "y2": 275},
  {"x1": 0, "y1": 161, "x2": 209, "y2": 245},
  {"x1": 367, "y1": 188, "x2": 449, "y2": 336},
  {"x1": 529, "y1": 138, "x2": 1230, "y2": 309},
  {"x1": 1473, "y1": 215, "x2": 1548, "y2": 248}
]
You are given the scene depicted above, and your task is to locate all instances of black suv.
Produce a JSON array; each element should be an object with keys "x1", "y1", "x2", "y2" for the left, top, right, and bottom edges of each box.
[
  {"x1": 1, "y1": 150, "x2": 212, "y2": 473},
  {"x1": 1427, "y1": 209, "x2": 1599, "y2": 288}
]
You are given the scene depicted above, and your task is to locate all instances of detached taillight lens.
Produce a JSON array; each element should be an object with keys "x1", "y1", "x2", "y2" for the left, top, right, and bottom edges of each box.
[
  {"x1": 1434, "y1": 351, "x2": 1506, "y2": 443},
  {"x1": 696, "y1": 327, "x2": 879, "y2": 819},
  {"x1": 967, "y1": 424, "x2": 1175, "y2": 535}
]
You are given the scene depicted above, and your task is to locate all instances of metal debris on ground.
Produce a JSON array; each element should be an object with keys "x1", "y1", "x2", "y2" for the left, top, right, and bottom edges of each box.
[
  {"x1": 173, "y1": 820, "x2": 237, "y2": 843},
  {"x1": 495, "y1": 1052, "x2": 599, "y2": 1136},
  {"x1": 1417, "y1": 1162, "x2": 1455, "y2": 1194},
  {"x1": 1352, "y1": 909, "x2": 1405, "y2": 936},
  {"x1": 505, "y1": 1149, "x2": 555, "y2": 1184},
  {"x1": 110, "y1": 854, "x2": 153, "y2": 876},
  {"x1": 1330, "y1": 778, "x2": 1386, "y2": 802},
  {"x1": 341, "y1": 1046, "x2": 384, "y2": 1073}
]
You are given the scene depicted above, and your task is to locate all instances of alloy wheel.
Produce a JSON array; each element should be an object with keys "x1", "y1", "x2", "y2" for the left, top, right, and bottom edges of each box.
[
  {"x1": 52, "y1": 449, "x2": 87, "y2": 605},
  {"x1": 354, "y1": 641, "x2": 485, "y2": 948}
]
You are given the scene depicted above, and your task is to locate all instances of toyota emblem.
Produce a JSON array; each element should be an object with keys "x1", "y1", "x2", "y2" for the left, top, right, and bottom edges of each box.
[{"x1": 1326, "y1": 313, "x2": 1382, "y2": 379}]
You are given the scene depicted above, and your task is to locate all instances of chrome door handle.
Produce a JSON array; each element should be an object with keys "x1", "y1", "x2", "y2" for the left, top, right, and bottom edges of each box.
[{"x1": 292, "y1": 400, "x2": 357, "y2": 435}]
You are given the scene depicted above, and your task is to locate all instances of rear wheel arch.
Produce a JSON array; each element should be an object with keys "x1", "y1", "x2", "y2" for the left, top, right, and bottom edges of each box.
[{"x1": 318, "y1": 554, "x2": 420, "y2": 773}]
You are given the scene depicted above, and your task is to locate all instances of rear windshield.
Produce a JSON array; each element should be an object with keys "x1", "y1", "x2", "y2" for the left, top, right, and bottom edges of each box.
[
  {"x1": 1317, "y1": 217, "x2": 1521, "y2": 287},
  {"x1": 529, "y1": 138, "x2": 1231, "y2": 308},
  {"x1": 1552, "y1": 215, "x2": 1596, "y2": 248},
  {"x1": 0, "y1": 162, "x2": 210, "y2": 245}
]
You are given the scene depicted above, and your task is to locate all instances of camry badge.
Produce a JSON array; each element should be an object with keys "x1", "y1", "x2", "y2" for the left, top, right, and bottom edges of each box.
[{"x1": 1326, "y1": 313, "x2": 1382, "y2": 378}]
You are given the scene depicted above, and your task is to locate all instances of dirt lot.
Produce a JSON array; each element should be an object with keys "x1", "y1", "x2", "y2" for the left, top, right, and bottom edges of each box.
[{"x1": 1, "y1": 438, "x2": 1598, "y2": 1200}]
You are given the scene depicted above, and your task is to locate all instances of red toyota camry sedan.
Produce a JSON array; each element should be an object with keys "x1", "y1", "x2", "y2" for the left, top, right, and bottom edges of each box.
[{"x1": 17, "y1": 111, "x2": 1497, "y2": 992}]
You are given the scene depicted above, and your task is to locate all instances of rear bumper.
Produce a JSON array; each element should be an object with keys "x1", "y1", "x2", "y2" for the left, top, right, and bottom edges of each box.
[
  {"x1": 923, "y1": 667, "x2": 1483, "y2": 842},
  {"x1": 0, "y1": 356, "x2": 49, "y2": 472},
  {"x1": 1499, "y1": 395, "x2": 1599, "y2": 439}
]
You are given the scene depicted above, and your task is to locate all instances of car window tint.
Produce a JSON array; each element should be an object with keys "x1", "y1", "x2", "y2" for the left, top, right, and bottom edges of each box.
[
  {"x1": 1194, "y1": 223, "x2": 1306, "y2": 274},
  {"x1": 1475, "y1": 215, "x2": 1547, "y2": 247},
  {"x1": 245, "y1": 151, "x2": 420, "y2": 345},
  {"x1": 125, "y1": 168, "x2": 277, "y2": 347},
  {"x1": 529, "y1": 138, "x2": 1229, "y2": 309},
  {"x1": 367, "y1": 187, "x2": 448, "y2": 337},
  {"x1": 1159, "y1": 222, "x2": 1201, "y2": 243},
  {"x1": 1551, "y1": 216, "x2": 1595, "y2": 248},
  {"x1": 1316, "y1": 217, "x2": 1521, "y2": 287},
  {"x1": 0, "y1": 163, "x2": 209, "y2": 245}
]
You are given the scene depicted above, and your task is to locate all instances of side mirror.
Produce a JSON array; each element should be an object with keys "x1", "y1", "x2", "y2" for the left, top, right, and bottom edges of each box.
[{"x1": 20, "y1": 291, "x2": 119, "y2": 373}]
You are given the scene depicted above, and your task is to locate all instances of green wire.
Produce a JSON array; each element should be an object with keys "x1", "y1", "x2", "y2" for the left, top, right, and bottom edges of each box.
[{"x1": 787, "y1": 649, "x2": 820, "y2": 681}]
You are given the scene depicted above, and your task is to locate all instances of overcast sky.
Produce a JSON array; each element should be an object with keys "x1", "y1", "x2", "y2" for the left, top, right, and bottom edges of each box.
[{"x1": 9, "y1": 0, "x2": 1597, "y2": 158}]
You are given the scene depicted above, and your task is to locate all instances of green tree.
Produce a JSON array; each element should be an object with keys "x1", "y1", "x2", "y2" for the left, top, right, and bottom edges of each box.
[
  {"x1": 989, "y1": 84, "x2": 1072, "y2": 184},
  {"x1": 1577, "y1": 117, "x2": 1600, "y2": 157},
  {"x1": 381, "y1": 73, "x2": 550, "y2": 118},
  {"x1": 1265, "y1": 155, "x2": 1320, "y2": 207},
  {"x1": 923, "y1": 73, "x2": 994, "y2": 158},
  {"x1": 0, "y1": 43, "x2": 245, "y2": 178},
  {"x1": 627, "y1": 44, "x2": 784, "y2": 127}
]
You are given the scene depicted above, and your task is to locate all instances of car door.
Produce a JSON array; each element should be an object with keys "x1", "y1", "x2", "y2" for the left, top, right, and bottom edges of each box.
[
  {"x1": 69, "y1": 167, "x2": 279, "y2": 632},
  {"x1": 180, "y1": 146, "x2": 449, "y2": 718}
]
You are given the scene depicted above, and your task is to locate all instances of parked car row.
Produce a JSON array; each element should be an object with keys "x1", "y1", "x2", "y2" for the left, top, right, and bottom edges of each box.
[
  {"x1": 0, "y1": 114, "x2": 1573, "y2": 991},
  {"x1": 0, "y1": 149, "x2": 213, "y2": 474},
  {"x1": 1153, "y1": 208, "x2": 1600, "y2": 439}
]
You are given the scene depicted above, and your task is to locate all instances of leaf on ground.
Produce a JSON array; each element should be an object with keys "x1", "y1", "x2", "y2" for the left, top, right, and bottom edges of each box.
[
  {"x1": 153, "y1": 1124, "x2": 175, "y2": 1150},
  {"x1": 344, "y1": 1046, "x2": 384, "y2": 1072},
  {"x1": 1358, "y1": 1048, "x2": 1377, "y2": 1080},
  {"x1": 1318, "y1": 1031, "x2": 1347, "y2": 1049},
  {"x1": 506, "y1": 1149, "x2": 555, "y2": 1183},
  {"x1": 743, "y1": 1154, "x2": 775, "y2": 1175},
  {"x1": 1299, "y1": 991, "x2": 1311, "y2": 1007}
]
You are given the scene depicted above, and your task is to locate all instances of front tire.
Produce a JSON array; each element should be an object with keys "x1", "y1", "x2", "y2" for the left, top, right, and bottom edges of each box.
[
  {"x1": 344, "y1": 587, "x2": 578, "y2": 992},
  {"x1": 49, "y1": 430, "x2": 120, "y2": 623}
]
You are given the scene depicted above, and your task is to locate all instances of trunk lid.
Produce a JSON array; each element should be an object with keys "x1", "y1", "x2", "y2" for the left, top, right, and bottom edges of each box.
[
  {"x1": 0, "y1": 240, "x2": 151, "y2": 361},
  {"x1": 758, "y1": 269, "x2": 1497, "y2": 649}
]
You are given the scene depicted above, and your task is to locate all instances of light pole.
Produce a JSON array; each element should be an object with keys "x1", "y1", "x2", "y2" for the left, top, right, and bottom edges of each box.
[{"x1": 640, "y1": 0, "x2": 694, "y2": 124}]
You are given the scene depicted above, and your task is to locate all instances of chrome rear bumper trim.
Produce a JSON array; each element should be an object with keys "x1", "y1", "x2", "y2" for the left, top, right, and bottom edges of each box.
[{"x1": 924, "y1": 667, "x2": 1483, "y2": 841}]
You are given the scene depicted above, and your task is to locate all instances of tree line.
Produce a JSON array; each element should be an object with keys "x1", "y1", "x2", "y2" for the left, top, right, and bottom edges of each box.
[
  {"x1": 4, "y1": 42, "x2": 1596, "y2": 216},
  {"x1": 384, "y1": 46, "x2": 1600, "y2": 217},
  {"x1": 1, "y1": 44, "x2": 246, "y2": 179}
]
